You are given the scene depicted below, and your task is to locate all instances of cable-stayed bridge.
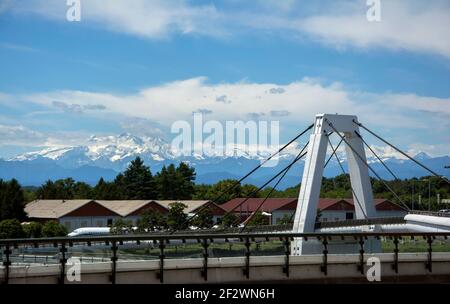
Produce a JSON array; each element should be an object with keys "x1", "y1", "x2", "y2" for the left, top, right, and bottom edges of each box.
[{"x1": 1, "y1": 114, "x2": 450, "y2": 283}]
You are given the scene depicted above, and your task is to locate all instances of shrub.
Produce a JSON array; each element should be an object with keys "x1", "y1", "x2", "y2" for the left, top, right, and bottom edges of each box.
[
  {"x1": 23, "y1": 221, "x2": 43, "y2": 238},
  {"x1": 0, "y1": 219, "x2": 25, "y2": 239},
  {"x1": 41, "y1": 221, "x2": 68, "y2": 237}
]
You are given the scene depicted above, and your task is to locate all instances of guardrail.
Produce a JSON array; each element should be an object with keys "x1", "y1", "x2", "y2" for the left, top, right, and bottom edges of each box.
[
  {"x1": 408, "y1": 210, "x2": 450, "y2": 218},
  {"x1": 315, "y1": 217, "x2": 406, "y2": 229},
  {"x1": 1, "y1": 231, "x2": 449, "y2": 284},
  {"x1": 167, "y1": 224, "x2": 294, "y2": 234}
]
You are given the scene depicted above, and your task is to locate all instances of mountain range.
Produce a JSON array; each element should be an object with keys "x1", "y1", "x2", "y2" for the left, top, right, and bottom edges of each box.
[{"x1": 1, "y1": 133, "x2": 449, "y2": 188}]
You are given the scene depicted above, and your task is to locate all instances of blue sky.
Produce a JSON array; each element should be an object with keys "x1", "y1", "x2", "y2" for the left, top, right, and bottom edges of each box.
[{"x1": 0, "y1": 0, "x2": 449, "y2": 158}]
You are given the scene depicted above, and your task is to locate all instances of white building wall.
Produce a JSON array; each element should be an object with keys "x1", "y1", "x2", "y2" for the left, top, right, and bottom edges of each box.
[
  {"x1": 60, "y1": 214, "x2": 226, "y2": 231},
  {"x1": 319, "y1": 211, "x2": 354, "y2": 222},
  {"x1": 271, "y1": 210, "x2": 294, "y2": 225},
  {"x1": 267, "y1": 209, "x2": 406, "y2": 225},
  {"x1": 320, "y1": 210, "x2": 407, "y2": 222},
  {"x1": 59, "y1": 216, "x2": 121, "y2": 231},
  {"x1": 124, "y1": 216, "x2": 141, "y2": 225}
]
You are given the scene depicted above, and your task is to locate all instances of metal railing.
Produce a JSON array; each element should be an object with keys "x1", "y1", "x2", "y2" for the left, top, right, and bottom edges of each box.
[
  {"x1": 408, "y1": 210, "x2": 450, "y2": 218},
  {"x1": 315, "y1": 216, "x2": 406, "y2": 229},
  {"x1": 1, "y1": 231, "x2": 449, "y2": 284}
]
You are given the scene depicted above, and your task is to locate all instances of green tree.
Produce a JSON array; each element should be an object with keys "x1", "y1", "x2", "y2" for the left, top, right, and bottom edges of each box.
[
  {"x1": 175, "y1": 162, "x2": 196, "y2": 199},
  {"x1": 0, "y1": 179, "x2": 26, "y2": 221},
  {"x1": 110, "y1": 218, "x2": 134, "y2": 235},
  {"x1": 122, "y1": 157, "x2": 157, "y2": 199},
  {"x1": 94, "y1": 177, "x2": 121, "y2": 200},
  {"x1": 23, "y1": 222, "x2": 43, "y2": 238},
  {"x1": 241, "y1": 184, "x2": 260, "y2": 198},
  {"x1": 137, "y1": 209, "x2": 166, "y2": 232},
  {"x1": 41, "y1": 221, "x2": 68, "y2": 237},
  {"x1": 278, "y1": 214, "x2": 293, "y2": 225},
  {"x1": 0, "y1": 219, "x2": 25, "y2": 239},
  {"x1": 167, "y1": 202, "x2": 188, "y2": 230},
  {"x1": 112, "y1": 173, "x2": 126, "y2": 199},
  {"x1": 35, "y1": 180, "x2": 57, "y2": 199},
  {"x1": 191, "y1": 208, "x2": 214, "y2": 229},
  {"x1": 247, "y1": 211, "x2": 269, "y2": 226},
  {"x1": 220, "y1": 212, "x2": 239, "y2": 228},
  {"x1": 23, "y1": 186, "x2": 37, "y2": 203},
  {"x1": 36, "y1": 178, "x2": 80, "y2": 199},
  {"x1": 73, "y1": 182, "x2": 93, "y2": 199},
  {"x1": 203, "y1": 179, "x2": 243, "y2": 204},
  {"x1": 155, "y1": 165, "x2": 172, "y2": 199},
  {"x1": 193, "y1": 184, "x2": 212, "y2": 200},
  {"x1": 156, "y1": 163, "x2": 196, "y2": 200}
]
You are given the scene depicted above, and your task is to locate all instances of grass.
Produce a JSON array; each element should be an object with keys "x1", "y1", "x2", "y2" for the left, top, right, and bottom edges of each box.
[
  {"x1": 381, "y1": 238, "x2": 450, "y2": 253},
  {"x1": 116, "y1": 239, "x2": 450, "y2": 258}
]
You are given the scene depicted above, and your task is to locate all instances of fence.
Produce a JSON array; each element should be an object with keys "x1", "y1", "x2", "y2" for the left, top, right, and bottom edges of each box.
[{"x1": 1, "y1": 231, "x2": 449, "y2": 284}]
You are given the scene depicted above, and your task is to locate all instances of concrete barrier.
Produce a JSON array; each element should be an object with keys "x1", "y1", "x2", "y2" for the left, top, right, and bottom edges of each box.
[{"x1": 2, "y1": 252, "x2": 450, "y2": 284}]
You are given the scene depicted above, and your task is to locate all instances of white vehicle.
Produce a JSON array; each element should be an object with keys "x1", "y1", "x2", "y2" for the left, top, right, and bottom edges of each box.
[{"x1": 68, "y1": 227, "x2": 111, "y2": 237}]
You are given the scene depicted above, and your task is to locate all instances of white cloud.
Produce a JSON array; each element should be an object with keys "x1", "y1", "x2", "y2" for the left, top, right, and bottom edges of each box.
[
  {"x1": 3, "y1": 78, "x2": 449, "y2": 157},
  {"x1": 52, "y1": 100, "x2": 106, "y2": 114},
  {"x1": 21, "y1": 77, "x2": 449, "y2": 133},
  {"x1": 0, "y1": 124, "x2": 46, "y2": 146},
  {"x1": 407, "y1": 143, "x2": 450, "y2": 158},
  {"x1": 382, "y1": 94, "x2": 450, "y2": 115},
  {"x1": 3, "y1": 0, "x2": 450, "y2": 58},
  {"x1": 297, "y1": 1, "x2": 450, "y2": 59},
  {"x1": 12, "y1": 0, "x2": 225, "y2": 39},
  {"x1": 7, "y1": 0, "x2": 450, "y2": 58},
  {"x1": 120, "y1": 117, "x2": 166, "y2": 138},
  {"x1": 0, "y1": 123, "x2": 99, "y2": 150},
  {"x1": 0, "y1": 42, "x2": 39, "y2": 53}
]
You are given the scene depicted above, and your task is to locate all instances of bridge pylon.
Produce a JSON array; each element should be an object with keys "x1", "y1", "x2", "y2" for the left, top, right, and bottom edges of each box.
[{"x1": 292, "y1": 114, "x2": 381, "y2": 255}]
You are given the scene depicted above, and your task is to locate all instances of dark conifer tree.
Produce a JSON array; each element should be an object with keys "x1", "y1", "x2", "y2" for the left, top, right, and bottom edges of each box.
[{"x1": 122, "y1": 157, "x2": 157, "y2": 199}]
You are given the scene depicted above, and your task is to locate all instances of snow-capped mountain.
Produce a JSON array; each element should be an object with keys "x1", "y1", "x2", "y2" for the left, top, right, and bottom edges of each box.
[
  {"x1": 10, "y1": 133, "x2": 176, "y2": 171},
  {"x1": 2, "y1": 133, "x2": 449, "y2": 187},
  {"x1": 8, "y1": 133, "x2": 297, "y2": 171}
]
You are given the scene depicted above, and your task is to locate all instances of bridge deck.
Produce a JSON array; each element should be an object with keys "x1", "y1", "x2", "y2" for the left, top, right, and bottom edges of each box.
[{"x1": 2, "y1": 252, "x2": 450, "y2": 284}]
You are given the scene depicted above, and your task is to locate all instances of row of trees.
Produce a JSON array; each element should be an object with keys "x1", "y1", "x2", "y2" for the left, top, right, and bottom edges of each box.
[
  {"x1": 109, "y1": 202, "x2": 268, "y2": 234},
  {"x1": 34, "y1": 157, "x2": 196, "y2": 200},
  {"x1": 0, "y1": 155, "x2": 448, "y2": 237},
  {"x1": 0, "y1": 219, "x2": 68, "y2": 239},
  {"x1": 111, "y1": 202, "x2": 233, "y2": 233},
  {"x1": 24, "y1": 156, "x2": 449, "y2": 211}
]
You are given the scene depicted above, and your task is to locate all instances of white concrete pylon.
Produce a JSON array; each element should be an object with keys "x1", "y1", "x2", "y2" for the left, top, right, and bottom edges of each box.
[{"x1": 292, "y1": 114, "x2": 378, "y2": 255}]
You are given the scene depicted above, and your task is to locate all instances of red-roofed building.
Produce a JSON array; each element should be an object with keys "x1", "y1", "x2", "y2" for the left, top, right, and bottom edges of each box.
[
  {"x1": 316, "y1": 198, "x2": 406, "y2": 222},
  {"x1": 220, "y1": 198, "x2": 298, "y2": 224},
  {"x1": 221, "y1": 197, "x2": 407, "y2": 225}
]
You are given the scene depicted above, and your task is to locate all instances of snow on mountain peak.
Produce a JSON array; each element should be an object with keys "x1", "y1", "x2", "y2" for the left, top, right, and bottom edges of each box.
[
  {"x1": 8, "y1": 134, "x2": 175, "y2": 171},
  {"x1": 413, "y1": 152, "x2": 431, "y2": 160},
  {"x1": 7, "y1": 133, "x2": 437, "y2": 174}
]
